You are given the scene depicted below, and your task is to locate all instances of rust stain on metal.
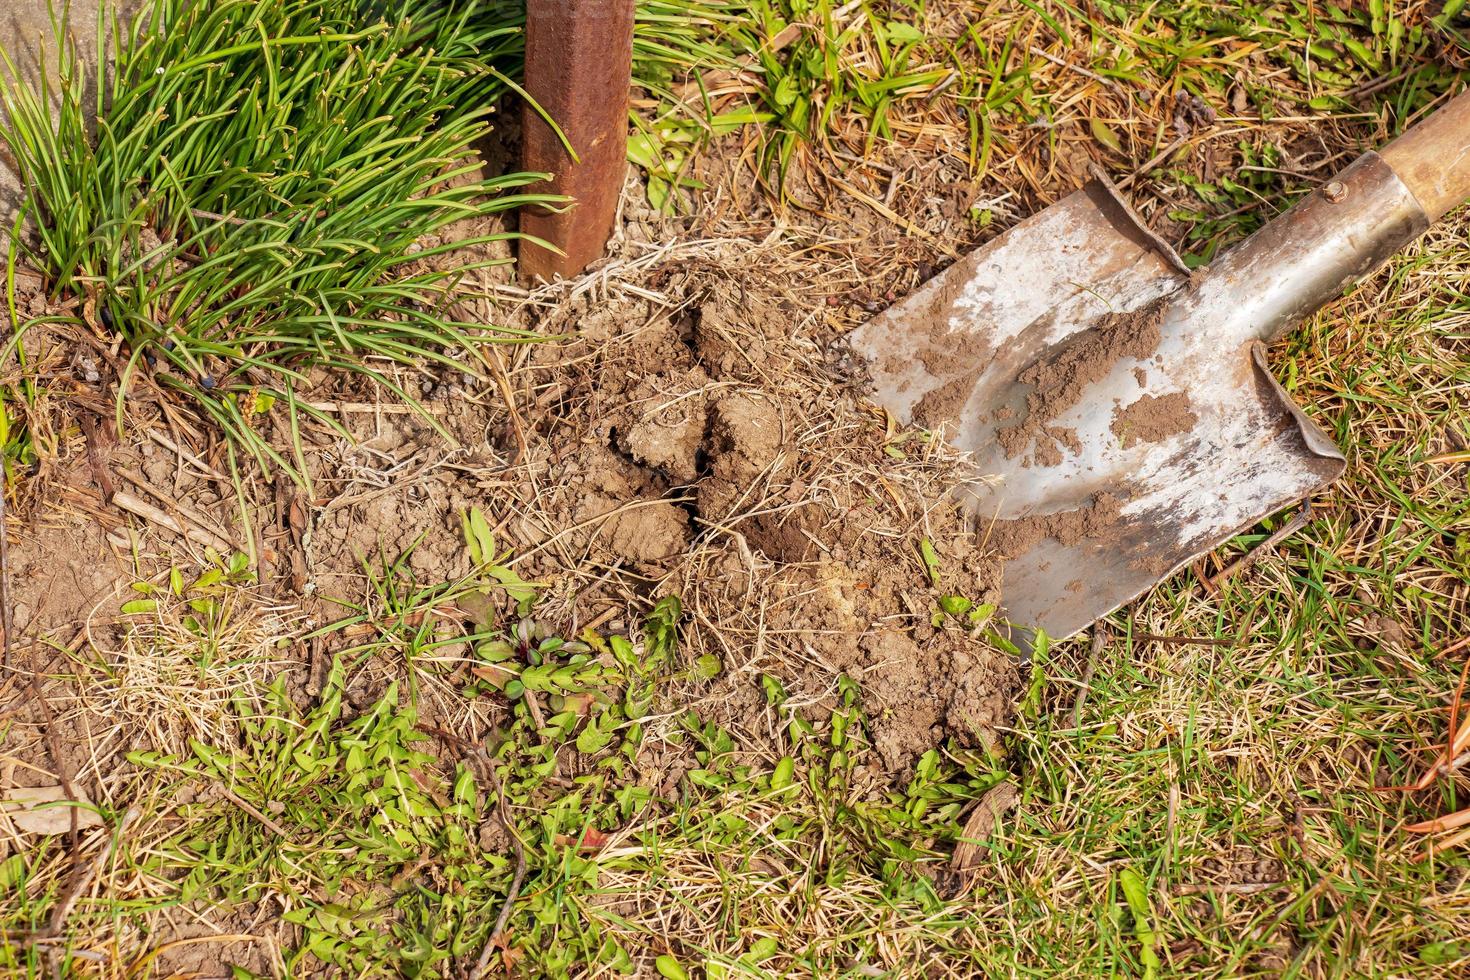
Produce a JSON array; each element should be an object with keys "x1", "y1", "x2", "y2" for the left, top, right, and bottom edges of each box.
[{"x1": 520, "y1": 0, "x2": 634, "y2": 281}]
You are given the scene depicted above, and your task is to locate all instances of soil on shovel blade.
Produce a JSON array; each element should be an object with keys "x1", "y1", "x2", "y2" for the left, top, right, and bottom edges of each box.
[{"x1": 995, "y1": 296, "x2": 1168, "y2": 468}]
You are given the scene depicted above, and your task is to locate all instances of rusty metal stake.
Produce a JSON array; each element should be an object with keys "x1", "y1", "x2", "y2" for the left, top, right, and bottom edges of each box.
[{"x1": 519, "y1": 0, "x2": 634, "y2": 281}]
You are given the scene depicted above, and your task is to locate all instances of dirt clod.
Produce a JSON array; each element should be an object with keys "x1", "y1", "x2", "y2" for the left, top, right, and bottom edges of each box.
[
  {"x1": 911, "y1": 367, "x2": 982, "y2": 430},
  {"x1": 577, "y1": 495, "x2": 693, "y2": 562},
  {"x1": 614, "y1": 370, "x2": 711, "y2": 484},
  {"x1": 986, "y1": 491, "x2": 1125, "y2": 557},
  {"x1": 1110, "y1": 391, "x2": 1198, "y2": 448},
  {"x1": 998, "y1": 297, "x2": 1167, "y2": 463},
  {"x1": 708, "y1": 391, "x2": 784, "y2": 483}
]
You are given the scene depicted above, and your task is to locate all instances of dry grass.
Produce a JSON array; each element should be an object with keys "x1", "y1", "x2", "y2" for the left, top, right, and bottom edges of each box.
[
  {"x1": 0, "y1": 578, "x2": 299, "y2": 975},
  {"x1": 73, "y1": 590, "x2": 299, "y2": 758}
]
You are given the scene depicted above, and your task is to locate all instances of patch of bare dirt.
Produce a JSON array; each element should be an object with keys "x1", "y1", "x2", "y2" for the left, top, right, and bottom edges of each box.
[
  {"x1": 10, "y1": 514, "x2": 124, "y2": 639},
  {"x1": 268, "y1": 219, "x2": 1016, "y2": 780},
  {"x1": 1110, "y1": 391, "x2": 1198, "y2": 448},
  {"x1": 522, "y1": 266, "x2": 1014, "y2": 776}
]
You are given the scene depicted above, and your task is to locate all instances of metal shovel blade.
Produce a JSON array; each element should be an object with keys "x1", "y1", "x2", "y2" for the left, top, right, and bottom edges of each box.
[{"x1": 851, "y1": 154, "x2": 1427, "y2": 641}]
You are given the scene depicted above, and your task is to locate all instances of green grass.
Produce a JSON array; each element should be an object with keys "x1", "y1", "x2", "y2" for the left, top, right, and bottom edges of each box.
[
  {"x1": 10, "y1": 373, "x2": 1463, "y2": 974},
  {"x1": 1, "y1": 0, "x2": 555, "y2": 481},
  {"x1": 0, "y1": 531, "x2": 1014, "y2": 975},
  {"x1": 633, "y1": 0, "x2": 962, "y2": 201}
]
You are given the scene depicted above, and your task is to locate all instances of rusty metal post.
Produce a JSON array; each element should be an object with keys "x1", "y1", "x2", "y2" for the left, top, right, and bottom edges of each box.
[{"x1": 519, "y1": 0, "x2": 634, "y2": 281}]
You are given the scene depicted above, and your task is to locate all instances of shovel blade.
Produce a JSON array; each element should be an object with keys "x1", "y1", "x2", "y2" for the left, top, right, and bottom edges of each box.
[{"x1": 849, "y1": 173, "x2": 1390, "y2": 640}]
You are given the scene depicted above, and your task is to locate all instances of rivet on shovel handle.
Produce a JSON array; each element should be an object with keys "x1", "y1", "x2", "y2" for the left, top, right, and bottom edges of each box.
[{"x1": 520, "y1": 0, "x2": 635, "y2": 281}]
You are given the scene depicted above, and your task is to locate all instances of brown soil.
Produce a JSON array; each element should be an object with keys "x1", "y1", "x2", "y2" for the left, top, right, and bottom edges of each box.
[
  {"x1": 986, "y1": 492, "x2": 1124, "y2": 558},
  {"x1": 998, "y1": 297, "x2": 1167, "y2": 464},
  {"x1": 257, "y1": 273, "x2": 1012, "y2": 781},
  {"x1": 907, "y1": 277, "x2": 994, "y2": 430},
  {"x1": 485, "y1": 260, "x2": 1015, "y2": 779},
  {"x1": 911, "y1": 366, "x2": 981, "y2": 429},
  {"x1": 122, "y1": 181, "x2": 1014, "y2": 783},
  {"x1": 3, "y1": 175, "x2": 1014, "y2": 828},
  {"x1": 0, "y1": 81, "x2": 1025, "y2": 980},
  {"x1": 1110, "y1": 392, "x2": 1198, "y2": 448}
]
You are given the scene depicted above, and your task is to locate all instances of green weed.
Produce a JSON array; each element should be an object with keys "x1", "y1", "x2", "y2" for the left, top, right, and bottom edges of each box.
[
  {"x1": 8, "y1": 532, "x2": 1016, "y2": 975},
  {"x1": 634, "y1": 0, "x2": 956, "y2": 201}
]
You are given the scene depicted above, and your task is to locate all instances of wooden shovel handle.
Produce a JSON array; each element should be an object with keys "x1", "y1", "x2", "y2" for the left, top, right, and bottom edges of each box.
[{"x1": 1380, "y1": 87, "x2": 1470, "y2": 223}]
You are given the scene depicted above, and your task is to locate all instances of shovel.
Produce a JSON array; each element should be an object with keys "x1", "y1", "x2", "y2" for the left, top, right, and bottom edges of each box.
[{"x1": 850, "y1": 90, "x2": 1470, "y2": 642}]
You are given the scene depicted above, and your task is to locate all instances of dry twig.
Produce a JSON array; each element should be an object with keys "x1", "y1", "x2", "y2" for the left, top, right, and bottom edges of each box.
[
  {"x1": 1072, "y1": 628, "x2": 1107, "y2": 727},
  {"x1": 112, "y1": 490, "x2": 235, "y2": 553},
  {"x1": 1209, "y1": 502, "x2": 1313, "y2": 591},
  {"x1": 473, "y1": 755, "x2": 528, "y2": 976}
]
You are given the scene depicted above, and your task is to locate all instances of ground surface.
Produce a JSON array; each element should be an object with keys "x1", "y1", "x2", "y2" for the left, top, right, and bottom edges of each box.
[{"x1": 0, "y1": 0, "x2": 1467, "y2": 977}]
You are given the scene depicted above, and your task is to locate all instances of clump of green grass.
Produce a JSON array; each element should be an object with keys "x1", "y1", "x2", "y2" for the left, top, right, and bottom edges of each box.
[
  {"x1": 730, "y1": 1, "x2": 949, "y2": 160},
  {"x1": 632, "y1": 0, "x2": 958, "y2": 202},
  {"x1": 0, "y1": 0, "x2": 555, "y2": 479}
]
